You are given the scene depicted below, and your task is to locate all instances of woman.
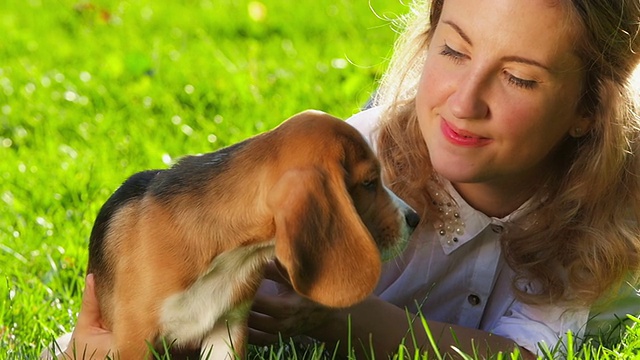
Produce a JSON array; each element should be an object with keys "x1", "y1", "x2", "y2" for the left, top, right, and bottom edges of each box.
[
  {"x1": 249, "y1": 0, "x2": 640, "y2": 358},
  {"x1": 45, "y1": 0, "x2": 640, "y2": 358}
]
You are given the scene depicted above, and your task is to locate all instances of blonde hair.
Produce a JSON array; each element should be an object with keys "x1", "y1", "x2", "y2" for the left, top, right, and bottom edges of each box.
[{"x1": 374, "y1": 0, "x2": 640, "y2": 306}]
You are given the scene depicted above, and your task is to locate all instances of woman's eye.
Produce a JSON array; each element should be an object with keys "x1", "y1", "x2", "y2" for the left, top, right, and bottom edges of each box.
[
  {"x1": 505, "y1": 72, "x2": 538, "y2": 90},
  {"x1": 439, "y1": 44, "x2": 467, "y2": 64}
]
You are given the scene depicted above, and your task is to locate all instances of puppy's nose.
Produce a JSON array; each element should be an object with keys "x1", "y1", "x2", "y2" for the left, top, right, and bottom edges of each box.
[{"x1": 405, "y1": 210, "x2": 420, "y2": 229}]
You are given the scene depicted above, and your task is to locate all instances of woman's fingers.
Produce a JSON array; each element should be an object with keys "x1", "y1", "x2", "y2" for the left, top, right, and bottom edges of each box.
[
  {"x1": 248, "y1": 328, "x2": 282, "y2": 346},
  {"x1": 247, "y1": 311, "x2": 283, "y2": 345},
  {"x1": 249, "y1": 277, "x2": 303, "y2": 346},
  {"x1": 262, "y1": 260, "x2": 291, "y2": 285},
  {"x1": 64, "y1": 274, "x2": 116, "y2": 358},
  {"x1": 75, "y1": 274, "x2": 108, "y2": 332},
  {"x1": 251, "y1": 291, "x2": 297, "y2": 317},
  {"x1": 251, "y1": 262, "x2": 338, "y2": 346}
]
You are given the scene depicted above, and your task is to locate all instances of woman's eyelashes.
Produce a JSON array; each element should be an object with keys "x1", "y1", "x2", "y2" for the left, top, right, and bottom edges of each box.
[
  {"x1": 439, "y1": 43, "x2": 539, "y2": 90},
  {"x1": 504, "y1": 72, "x2": 538, "y2": 89},
  {"x1": 439, "y1": 43, "x2": 467, "y2": 64}
]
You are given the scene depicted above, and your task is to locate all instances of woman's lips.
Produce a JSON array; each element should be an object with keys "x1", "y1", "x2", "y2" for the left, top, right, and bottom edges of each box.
[{"x1": 440, "y1": 119, "x2": 492, "y2": 147}]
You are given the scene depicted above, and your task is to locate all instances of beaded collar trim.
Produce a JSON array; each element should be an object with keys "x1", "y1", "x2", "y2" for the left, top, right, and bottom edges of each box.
[{"x1": 428, "y1": 179, "x2": 466, "y2": 245}]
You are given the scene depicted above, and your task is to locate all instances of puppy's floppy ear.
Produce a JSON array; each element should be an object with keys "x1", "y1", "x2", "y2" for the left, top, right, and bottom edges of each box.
[{"x1": 267, "y1": 168, "x2": 381, "y2": 308}]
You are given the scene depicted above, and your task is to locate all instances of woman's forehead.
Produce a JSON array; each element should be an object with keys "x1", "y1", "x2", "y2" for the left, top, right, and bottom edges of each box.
[{"x1": 436, "y1": 0, "x2": 584, "y2": 72}]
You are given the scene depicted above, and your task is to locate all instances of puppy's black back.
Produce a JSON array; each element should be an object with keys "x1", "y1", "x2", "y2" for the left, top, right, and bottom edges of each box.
[
  {"x1": 87, "y1": 139, "x2": 253, "y2": 283},
  {"x1": 87, "y1": 170, "x2": 162, "y2": 275}
]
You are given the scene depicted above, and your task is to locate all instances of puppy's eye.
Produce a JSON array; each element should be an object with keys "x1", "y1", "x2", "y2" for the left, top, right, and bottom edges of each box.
[{"x1": 361, "y1": 179, "x2": 377, "y2": 190}]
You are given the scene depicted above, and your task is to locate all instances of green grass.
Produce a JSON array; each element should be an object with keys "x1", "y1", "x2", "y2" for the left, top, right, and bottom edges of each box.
[{"x1": 0, "y1": 0, "x2": 638, "y2": 359}]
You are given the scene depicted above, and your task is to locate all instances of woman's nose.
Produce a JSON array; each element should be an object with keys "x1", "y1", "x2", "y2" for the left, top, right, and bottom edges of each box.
[{"x1": 447, "y1": 71, "x2": 490, "y2": 120}]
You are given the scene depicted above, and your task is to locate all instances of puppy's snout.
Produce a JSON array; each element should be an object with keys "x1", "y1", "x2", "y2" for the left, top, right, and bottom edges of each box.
[
  {"x1": 404, "y1": 209, "x2": 420, "y2": 229},
  {"x1": 384, "y1": 186, "x2": 419, "y2": 231}
]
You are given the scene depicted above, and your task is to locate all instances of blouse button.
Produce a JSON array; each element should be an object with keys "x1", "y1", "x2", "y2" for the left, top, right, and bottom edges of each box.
[
  {"x1": 490, "y1": 224, "x2": 504, "y2": 234},
  {"x1": 467, "y1": 294, "x2": 481, "y2": 306}
]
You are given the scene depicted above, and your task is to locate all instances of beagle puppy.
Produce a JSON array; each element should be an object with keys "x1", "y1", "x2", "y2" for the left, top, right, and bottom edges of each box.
[{"x1": 87, "y1": 110, "x2": 418, "y2": 359}]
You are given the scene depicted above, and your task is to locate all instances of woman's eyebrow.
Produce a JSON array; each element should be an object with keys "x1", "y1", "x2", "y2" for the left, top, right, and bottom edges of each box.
[
  {"x1": 443, "y1": 20, "x2": 473, "y2": 46},
  {"x1": 501, "y1": 56, "x2": 551, "y2": 71}
]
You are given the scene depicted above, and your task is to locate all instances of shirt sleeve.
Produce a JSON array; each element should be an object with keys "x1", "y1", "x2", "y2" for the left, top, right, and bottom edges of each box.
[
  {"x1": 490, "y1": 300, "x2": 589, "y2": 356},
  {"x1": 345, "y1": 106, "x2": 384, "y2": 147}
]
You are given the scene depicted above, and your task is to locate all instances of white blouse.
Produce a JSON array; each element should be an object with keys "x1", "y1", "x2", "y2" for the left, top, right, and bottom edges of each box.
[{"x1": 345, "y1": 106, "x2": 637, "y2": 355}]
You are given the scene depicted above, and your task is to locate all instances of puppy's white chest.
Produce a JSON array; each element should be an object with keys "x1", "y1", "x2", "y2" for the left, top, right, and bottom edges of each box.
[{"x1": 159, "y1": 241, "x2": 275, "y2": 346}]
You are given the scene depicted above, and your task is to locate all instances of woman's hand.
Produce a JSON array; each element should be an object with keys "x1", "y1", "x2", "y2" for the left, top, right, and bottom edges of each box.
[
  {"x1": 248, "y1": 261, "x2": 335, "y2": 346},
  {"x1": 60, "y1": 274, "x2": 117, "y2": 359}
]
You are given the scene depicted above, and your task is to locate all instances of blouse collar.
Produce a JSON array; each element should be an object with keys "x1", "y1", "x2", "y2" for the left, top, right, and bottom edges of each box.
[{"x1": 438, "y1": 180, "x2": 534, "y2": 255}]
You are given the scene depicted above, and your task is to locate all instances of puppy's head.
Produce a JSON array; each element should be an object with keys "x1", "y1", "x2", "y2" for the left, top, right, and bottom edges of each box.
[{"x1": 267, "y1": 110, "x2": 418, "y2": 308}]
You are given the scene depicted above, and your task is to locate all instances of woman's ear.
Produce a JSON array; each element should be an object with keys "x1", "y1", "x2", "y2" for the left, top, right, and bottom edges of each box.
[
  {"x1": 569, "y1": 116, "x2": 593, "y2": 138},
  {"x1": 267, "y1": 168, "x2": 381, "y2": 308}
]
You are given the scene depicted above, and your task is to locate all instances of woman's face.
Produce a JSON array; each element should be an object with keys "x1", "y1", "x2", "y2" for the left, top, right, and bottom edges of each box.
[{"x1": 416, "y1": 0, "x2": 591, "y2": 213}]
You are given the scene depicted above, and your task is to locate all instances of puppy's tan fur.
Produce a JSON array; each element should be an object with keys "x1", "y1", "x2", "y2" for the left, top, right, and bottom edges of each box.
[{"x1": 88, "y1": 110, "x2": 416, "y2": 359}]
